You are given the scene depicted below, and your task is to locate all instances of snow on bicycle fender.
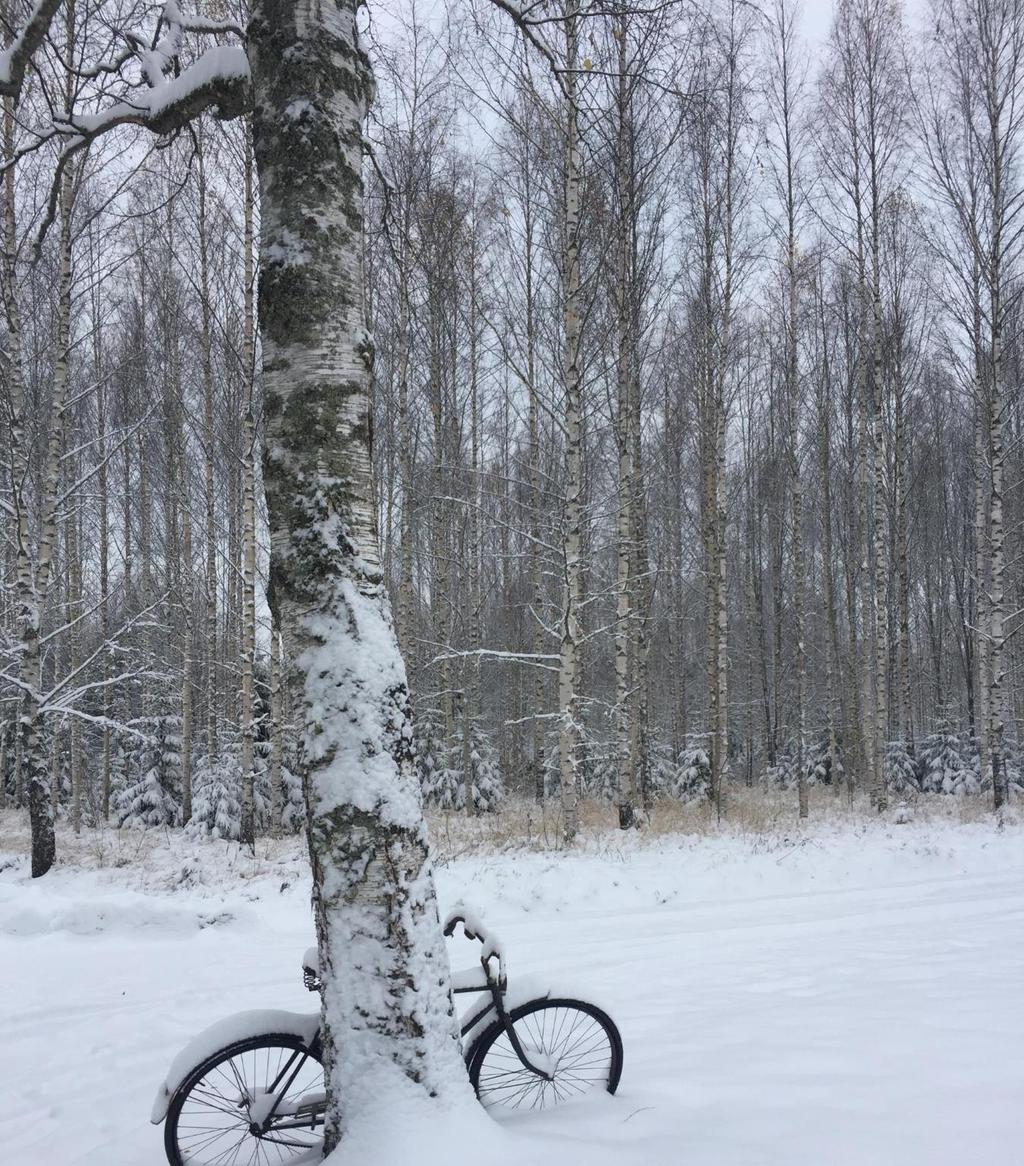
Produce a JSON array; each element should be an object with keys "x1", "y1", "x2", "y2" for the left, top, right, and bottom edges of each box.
[{"x1": 150, "y1": 1009, "x2": 321, "y2": 1122}]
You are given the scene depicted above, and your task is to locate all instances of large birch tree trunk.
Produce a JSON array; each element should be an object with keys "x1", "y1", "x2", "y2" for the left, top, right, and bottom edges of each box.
[{"x1": 249, "y1": 0, "x2": 465, "y2": 1147}]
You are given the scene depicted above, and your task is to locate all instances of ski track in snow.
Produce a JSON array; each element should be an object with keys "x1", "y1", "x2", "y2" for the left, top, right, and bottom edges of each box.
[{"x1": 1, "y1": 820, "x2": 1023, "y2": 1165}]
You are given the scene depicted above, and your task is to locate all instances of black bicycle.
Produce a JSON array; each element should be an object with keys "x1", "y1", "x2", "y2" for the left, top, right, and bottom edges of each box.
[{"x1": 152, "y1": 904, "x2": 623, "y2": 1165}]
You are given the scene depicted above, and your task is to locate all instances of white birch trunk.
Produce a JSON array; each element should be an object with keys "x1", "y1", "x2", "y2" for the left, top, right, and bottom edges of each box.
[
  {"x1": 198, "y1": 139, "x2": 219, "y2": 764},
  {"x1": 17, "y1": 16, "x2": 75, "y2": 870},
  {"x1": 240, "y1": 124, "x2": 257, "y2": 847},
  {"x1": 250, "y1": 0, "x2": 466, "y2": 1147},
  {"x1": 869, "y1": 212, "x2": 888, "y2": 812},
  {"x1": 558, "y1": 0, "x2": 584, "y2": 844},
  {"x1": 396, "y1": 231, "x2": 414, "y2": 659},
  {"x1": 973, "y1": 304, "x2": 991, "y2": 786},
  {"x1": 94, "y1": 266, "x2": 111, "y2": 821},
  {"x1": 464, "y1": 224, "x2": 482, "y2": 817},
  {"x1": 613, "y1": 12, "x2": 635, "y2": 830}
]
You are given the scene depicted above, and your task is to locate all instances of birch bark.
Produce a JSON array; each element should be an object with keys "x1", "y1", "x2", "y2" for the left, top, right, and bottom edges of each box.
[
  {"x1": 17, "y1": 0, "x2": 76, "y2": 870},
  {"x1": 250, "y1": 0, "x2": 466, "y2": 1146},
  {"x1": 613, "y1": 10, "x2": 636, "y2": 829},
  {"x1": 558, "y1": 0, "x2": 584, "y2": 844},
  {"x1": 198, "y1": 138, "x2": 219, "y2": 763},
  {"x1": 240, "y1": 124, "x2": 257, "y2": 846}
]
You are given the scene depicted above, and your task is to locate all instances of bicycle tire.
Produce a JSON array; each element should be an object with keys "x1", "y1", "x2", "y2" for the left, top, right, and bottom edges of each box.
[
  {"x1": 164, "y1": 1033, "x2": 325, "y2": 1166},
  {"x1": 467, "y1": 997, "x2": 623, "y2": 1113}
]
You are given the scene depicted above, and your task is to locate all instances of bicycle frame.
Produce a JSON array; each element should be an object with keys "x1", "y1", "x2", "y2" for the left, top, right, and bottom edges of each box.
[
  {"x1": 251, "y1": 959, "x2": 551, "y2": 1141},
  {"x1": 447, "y1": 910, "x2": 554, "y2": 1083}
]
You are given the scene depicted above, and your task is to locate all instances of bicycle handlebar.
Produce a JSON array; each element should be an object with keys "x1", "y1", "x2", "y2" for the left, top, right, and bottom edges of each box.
[{"x1": 443, "y1": 903, "x2": 506, "y2": 988}]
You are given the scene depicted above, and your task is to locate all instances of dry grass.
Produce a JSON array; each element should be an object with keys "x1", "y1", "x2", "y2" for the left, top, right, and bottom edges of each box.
[
  {"x1": 0, "y1": 786, "x2": 1013, "y2": 878},
  {"x1": 423, "y1": 785, "x2": 1013, "y2": 861}
]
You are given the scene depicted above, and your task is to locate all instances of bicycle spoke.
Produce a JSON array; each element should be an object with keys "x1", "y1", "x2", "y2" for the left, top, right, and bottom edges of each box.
[
  {"x1": 169, "y1": 1040, "x2": 325, "y2": 1166},
  {"x1": 474, "y1": 1004, "x2": 617, "y2": 1113}
]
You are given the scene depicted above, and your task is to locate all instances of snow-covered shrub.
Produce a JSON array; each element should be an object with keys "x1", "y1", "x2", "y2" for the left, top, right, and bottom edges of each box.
[
  {"x1": 918, "y1": 721, "x2": 980, "y2": 795},
  {"x1": 108, "y1": 734, "x2": 133, "y2": 815},
  {"x1": 804, "y1": 738, "x2": 830, "y2": 787},
  {"x1": 648, "y1": 740, "x2": 710, "y2": 800},
  {"x1": 677, "y1": 744, "x2": 711, "y2": 798},
  {"x1": 115, "y1": 717, "x2": 182, "y2": 828},
  {"x1": 187, "y1": 755, "x2": 242, "y2": 840},
  {"x1": 766, "y1": 741, "x2": 799, "y2": 789},
  {"x1": 957, "y1": 735, "x2": 1024, "y2": 796},
  {"x1": 961, "y1": 735, "x2": 986, "y2": 790},
  {"x1": 415, "y1": 713, "x2": 457, "y2": 804},
  {"x1": 579, "y1": 745, "x2": 616, "y2": 801},
  {"x1": 647, "y1": 743, "x2": 678, "y2": 798},
  {"x1": 184, "y1": 729, "x2": 305, "y2": 839},
  {"x1": 418, "y1": 715, "x2": 504, "y2": 813},
  {"x1": 977, "y1": 742, "x2": 1024, "y2": 798},
  {"x1": 885, "y1": 741, "x2": 921, "y2": 794},
  {"x1": 804, "y1": 734, "x2": 844, "y2": 787},
  {"x1": 466, "y1": 728, "x2": 503, "y2": 812},
  {"x1": 278, "y1": 764, "x2": 306, "y2": 832}
]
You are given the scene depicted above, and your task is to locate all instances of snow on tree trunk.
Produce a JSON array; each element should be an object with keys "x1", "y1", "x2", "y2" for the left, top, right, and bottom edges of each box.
[{"x1": 249, "y1": 0, "x2": 465, "y2": 1148}]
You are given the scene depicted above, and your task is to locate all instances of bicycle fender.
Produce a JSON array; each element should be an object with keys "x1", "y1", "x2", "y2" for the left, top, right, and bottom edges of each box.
[{"x1": 150, "y1": 1009, "x2": 321, "y2": 1124}]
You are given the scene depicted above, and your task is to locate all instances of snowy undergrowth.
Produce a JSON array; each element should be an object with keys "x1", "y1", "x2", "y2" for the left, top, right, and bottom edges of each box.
[
  {"x1": 0, "y1": 794, "x2": 1020, "y2": 921},
  {"x1": 1, "y1": 791, "x2": 1019, "y2": 906}
]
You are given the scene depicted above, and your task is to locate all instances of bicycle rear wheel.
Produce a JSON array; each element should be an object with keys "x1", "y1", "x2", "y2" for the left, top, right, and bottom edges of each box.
[
  {"x1": 164, "y1": 1033, "x2": 325, "y2": 1166},
  {"x1": 467, "y1": 997, "x2": 623, "y2": 1113}
]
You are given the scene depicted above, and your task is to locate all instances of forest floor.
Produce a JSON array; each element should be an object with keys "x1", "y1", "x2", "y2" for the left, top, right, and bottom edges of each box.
[{"x1": 1, "y1": 796, "x2": 1023, "y2": 1165}]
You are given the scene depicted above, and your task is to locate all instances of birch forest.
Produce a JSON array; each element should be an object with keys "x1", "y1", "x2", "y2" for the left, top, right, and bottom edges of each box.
[{"x1": 3, "y1": 0, "x2": 1023, "y2": 862}]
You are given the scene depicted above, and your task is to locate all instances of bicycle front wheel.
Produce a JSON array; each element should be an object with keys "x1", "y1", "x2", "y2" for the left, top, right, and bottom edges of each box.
[
  {"x1": 164, "y1": 1034, "x2": 325, "y2": 1166},
  {"x1": 467, "y1": 997, "x2": 623, "y2": 1113}
]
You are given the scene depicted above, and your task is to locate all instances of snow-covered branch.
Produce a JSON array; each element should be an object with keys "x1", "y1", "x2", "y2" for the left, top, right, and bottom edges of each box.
[
  {"x1": 426, "y1": 646, "x2": 560, "y2": 672},
  {"x1": 6, "y1": 1, "x2": 251, "y2": 251},
  {"x1": 0, "y1": 0, "x2": 64, "y2": 101}
]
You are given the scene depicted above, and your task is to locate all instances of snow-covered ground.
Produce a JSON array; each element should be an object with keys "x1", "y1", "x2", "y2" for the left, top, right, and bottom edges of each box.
[{"x1": 2, "y1": 811, "x2": 1023, "y2": 1165}]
